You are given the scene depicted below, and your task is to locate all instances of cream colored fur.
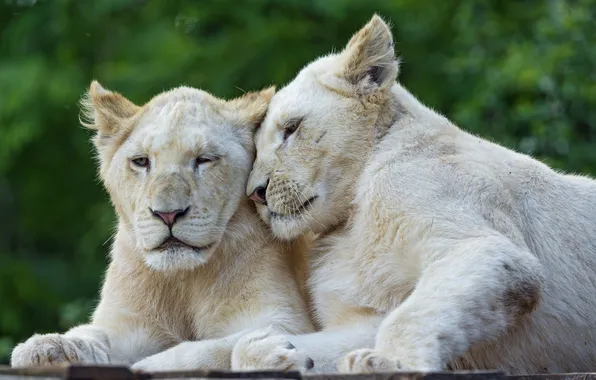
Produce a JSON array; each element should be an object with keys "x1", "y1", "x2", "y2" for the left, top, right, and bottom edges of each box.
[
  {"x1": 10, "y1": 82, "x2": 316, "y2": 371},
  {"x1": 235, "y1": 15, "x2": 596, "y2": 374}
]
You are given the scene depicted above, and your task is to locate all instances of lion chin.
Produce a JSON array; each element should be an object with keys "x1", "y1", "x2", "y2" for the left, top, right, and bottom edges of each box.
[{"x1": 143, "y1": 236, "x2": 218, "y2": 271}]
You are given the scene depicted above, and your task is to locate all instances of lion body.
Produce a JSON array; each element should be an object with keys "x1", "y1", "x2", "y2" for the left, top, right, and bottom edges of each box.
[
  {"x1": 309, "y1": 83, "x2": 596, "y2": 373},
  {"x1": 237, "y1": 15, "x2": 596, "y2": 374},
  {"x1": 11, "y1": 83, "x2": 315, "y2": 371}
]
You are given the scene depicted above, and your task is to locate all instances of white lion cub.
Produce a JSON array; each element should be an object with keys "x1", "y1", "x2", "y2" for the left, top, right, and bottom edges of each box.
[
  {"x1": 234, "y1": 15, "x2": 596, "y2": 374},
  {"x1": 11, "y1": 82, "x2": 316, "y2": 371}
]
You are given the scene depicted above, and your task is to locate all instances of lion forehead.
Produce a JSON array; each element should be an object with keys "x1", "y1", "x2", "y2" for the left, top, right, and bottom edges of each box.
[{"x1": 130, "y1": 96, "x2": 234, "y2": 157}]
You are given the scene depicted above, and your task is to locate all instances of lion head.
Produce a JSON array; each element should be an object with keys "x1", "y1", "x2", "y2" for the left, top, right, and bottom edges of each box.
[
  {"x1": 81, "y1": 81, "x2": 274, "y2": 271},
  {"x1": 246, "y1": 15, "x2": 399, "y2": 240}
]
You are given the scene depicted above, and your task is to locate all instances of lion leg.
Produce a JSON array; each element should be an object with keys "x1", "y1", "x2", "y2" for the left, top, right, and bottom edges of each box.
[
  {"x1": 132, "y1": 325, "x2": 316, "y2": 372},
  {"x1": 11, "y1": 324, "x2": 111, "y2": 367},
  {"x1": 340, "y1": 234, "x2": 544, "y2": 373},
  {"x1": 12, "y1": 318, "x2": 167, "y2": 368},
  {"x1": 233, "y1": 317, "x2": 382, "y2": 373},
  {"x1": 131, "y1": 329, "x2": 252, "y2": 372}
]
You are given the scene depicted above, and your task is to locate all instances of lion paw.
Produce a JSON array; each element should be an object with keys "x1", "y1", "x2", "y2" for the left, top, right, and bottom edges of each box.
[
  {"x1": 338, "y1": 349, "x2": 402, "y2": 373},
  {"x1": 10, "y1": 334, "x2": 108, "y2": 367},
  {"x1": 232, "y1": 327, "x2": 314, "y2": 372}
]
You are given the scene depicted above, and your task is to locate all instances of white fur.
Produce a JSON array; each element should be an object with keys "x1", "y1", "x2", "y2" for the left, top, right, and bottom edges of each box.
[
  {"x1": 10, "y1": 83, "x2": 316, "y2": 371},
  {"x1": 240, "y1": 15, "x2": 596, "y2": 375}
]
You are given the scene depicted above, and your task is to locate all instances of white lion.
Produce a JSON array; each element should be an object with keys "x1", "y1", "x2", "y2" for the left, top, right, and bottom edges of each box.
[
  {"x1": 233, "y1": 15, "x2": 596, "y2": 374},
  {"x1": 10, "y1": 81, "x2": 316, "y2": 371}
]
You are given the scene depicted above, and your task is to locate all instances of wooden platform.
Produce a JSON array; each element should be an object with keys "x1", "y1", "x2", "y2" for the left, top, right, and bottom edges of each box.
[{"x1": 1, "y1": 366, "x2": 595, "y2": 380}]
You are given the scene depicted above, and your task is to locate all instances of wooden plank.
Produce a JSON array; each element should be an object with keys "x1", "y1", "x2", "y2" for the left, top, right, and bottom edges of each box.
[
  {"x1": 509, "y1": 374, "x2": 596, "y2": 380},
  {"x1": 68, "y1": 365, "x2": 137, "y2": 380},
  {"x1": 138, "y1": 369, "x2": 302, "y2": 379},
  {"x1": 0, "y1": 366, "x2": 592, "y2": 380},
  {"x1": 304, "y1": 372, "x2": 504, "y2": 380},
  {"x1": 0, "y1": 364, "x2": 66, "y2": 379},
  {"x1": 0, "y1": 367, "x2": 506, "y2": 380},
  {"x1": 1, "y1": 366, "x2": 303, "y2": 379}
]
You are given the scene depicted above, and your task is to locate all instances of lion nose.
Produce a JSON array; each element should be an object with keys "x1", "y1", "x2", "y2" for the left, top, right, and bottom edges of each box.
[
  {"x1": 248, "y1": 181, "x2": 268, "y2": 204},
  {"x1": 151, "y1": 207, "x2": 189, "y2": 227}
]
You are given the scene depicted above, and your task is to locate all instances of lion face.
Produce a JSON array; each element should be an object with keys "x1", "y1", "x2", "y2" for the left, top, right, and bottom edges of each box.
[
  {"x1": 247, "y1": 15, "x2": 399, "y2": 240},
  {"x1": 82, "y1": 82, "x2": 273, "y2": 271}
]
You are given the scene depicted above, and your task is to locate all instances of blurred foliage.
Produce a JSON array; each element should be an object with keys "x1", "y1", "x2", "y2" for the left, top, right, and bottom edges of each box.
[{"x1": 0, "y1": 0, "x2": 595, "y2": 365}]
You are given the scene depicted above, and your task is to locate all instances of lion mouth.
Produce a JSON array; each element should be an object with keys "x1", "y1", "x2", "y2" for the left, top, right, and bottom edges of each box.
[
  {"x1": 269, "y1": 196, "x2": 318, "y2": 219},
  {"x1": 156, "y1": 236, "x2": 215, "y2": 253}
]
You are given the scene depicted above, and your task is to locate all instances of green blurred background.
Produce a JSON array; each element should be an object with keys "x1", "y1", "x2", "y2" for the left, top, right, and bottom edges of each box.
[{"x1": 0, "y1": 0, "x2": 595, "y2": 365}]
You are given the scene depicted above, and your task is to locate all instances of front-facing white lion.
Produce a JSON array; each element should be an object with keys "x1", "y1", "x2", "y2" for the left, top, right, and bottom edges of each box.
[
  {"x1": 233, "y1": 15, "x2": 596, "y2": 374},
  {"x1": 10, "y1": 82, "x2": 316, "y2": 371}
]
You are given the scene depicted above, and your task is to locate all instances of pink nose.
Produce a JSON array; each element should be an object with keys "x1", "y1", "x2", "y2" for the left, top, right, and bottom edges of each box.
[
  {"x1": 248, "y1": 186, "x2": 267, "y2": 204},
  {"x1": 151, "y1": 208, "x2": 187, "y2": 227}
]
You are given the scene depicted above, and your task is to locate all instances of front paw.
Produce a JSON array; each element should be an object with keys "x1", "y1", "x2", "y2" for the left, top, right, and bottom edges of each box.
[
  {"x1": 232, "y1": 327, "x2": 314, "y2": 372},
  {"x1": 338, "y1": 349, "x2": 403, "y2": 373},
  {"x1": 11, "y1": 333, "x2": 108, "y2": 367}
]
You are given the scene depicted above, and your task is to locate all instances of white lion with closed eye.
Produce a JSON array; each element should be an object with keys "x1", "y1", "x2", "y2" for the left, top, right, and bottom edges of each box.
[
  {"x1": 232, "y1": 15, "x2": 596, "y2": 374},
  {"x1": 10, "y1": 82, "x2": 316, "y2": 372}
]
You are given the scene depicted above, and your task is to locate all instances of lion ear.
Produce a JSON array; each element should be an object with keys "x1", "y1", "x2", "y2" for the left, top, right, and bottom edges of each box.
[
  {"x1": 79, "y1": 80, "x2": 140, "y2": 140},
  {"x1": 225, "y1": 86, "x2": 276, "y2": 131},
  {"x1": 325, "y1": 15, "x2": 399, "y2": 94}
]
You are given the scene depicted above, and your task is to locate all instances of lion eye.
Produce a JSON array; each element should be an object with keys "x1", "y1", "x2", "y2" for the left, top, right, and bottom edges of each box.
[
  {"x1": 195, "y1": 156, "x2": 217, "y2": 168},
  {"x1": 131, "y1": 157, "x2": 150, "y2": 168},
  {"x1": 283, "y1": 117, "x2": 303, "y2": 141}
]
